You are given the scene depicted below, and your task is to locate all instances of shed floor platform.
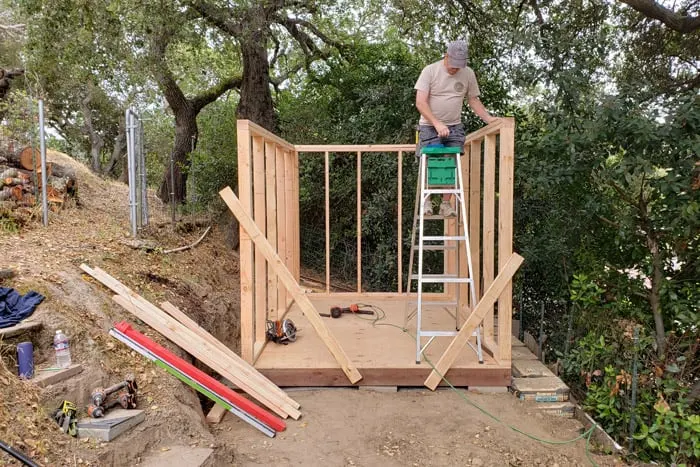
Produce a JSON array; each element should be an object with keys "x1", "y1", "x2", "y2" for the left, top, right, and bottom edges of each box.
[{"x1": 254, "y1": 296, "x2": 511, "y2": 387}]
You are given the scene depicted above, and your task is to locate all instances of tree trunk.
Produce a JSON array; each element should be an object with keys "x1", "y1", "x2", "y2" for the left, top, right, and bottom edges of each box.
[
  {"x1": 236, "y1": 36, "x2": 276, "y2": 132},
  {"x1": 158, "y1": 106, "x2": 197, "y2": 203},
  {"x1": 647, "y1": 231, "x2": 666, "y2": 358},
  {"x1": 0, "y1": 68, "x2": 24, "y2": 101},
  {"x1": 80, "y1": 88, "x2": 105, "y2": 174},
  {"x1": 104, "y1": 121, "x2": 127, "y2": 179}
]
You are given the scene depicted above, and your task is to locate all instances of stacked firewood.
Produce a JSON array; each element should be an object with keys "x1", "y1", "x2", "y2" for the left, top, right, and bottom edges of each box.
[{"x1": 0, "y1": 147, "x2": 77, "y2": 208}]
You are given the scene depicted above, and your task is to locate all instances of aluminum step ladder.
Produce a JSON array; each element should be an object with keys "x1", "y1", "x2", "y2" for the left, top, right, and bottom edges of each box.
[{"x1": 405, "y1": 146, "x2": 483, "y2": 364}]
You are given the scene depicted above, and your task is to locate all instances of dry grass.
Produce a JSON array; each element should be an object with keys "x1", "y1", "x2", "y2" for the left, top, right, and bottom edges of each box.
[{"x1": 0, "y1": 343, "x2": 67, "y2": 466}]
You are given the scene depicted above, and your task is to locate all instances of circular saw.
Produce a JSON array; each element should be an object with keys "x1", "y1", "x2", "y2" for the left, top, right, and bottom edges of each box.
[{"x1": 265, "y1": 319, "x2": 298, "y2": 344}]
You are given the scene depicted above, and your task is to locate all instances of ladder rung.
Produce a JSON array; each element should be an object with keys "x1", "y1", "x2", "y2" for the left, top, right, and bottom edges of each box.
[
  {"x1": 422, "y1": 235, "x2": 466, "y2": 241},
  {"x1": 419, "y1": 331, "x2": 458, "y2": 337},
  {"x1": 418, "y1": 330, "x2": 480, "y2": 337},
  {"x1": 411, "y1": 244, "x2": 457, "y2": 251},
  {"x1": 410, "y1": 274, "x2": 473, "y2": 283},
  {"x1": 423, "y1": 189, "x2": 462, "y2": 195}
]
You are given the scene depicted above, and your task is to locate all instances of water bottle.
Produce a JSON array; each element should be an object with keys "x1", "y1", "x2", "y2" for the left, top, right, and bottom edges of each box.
[{"x1": 54, "y1": 330, "x2": 72, "y2": 369}]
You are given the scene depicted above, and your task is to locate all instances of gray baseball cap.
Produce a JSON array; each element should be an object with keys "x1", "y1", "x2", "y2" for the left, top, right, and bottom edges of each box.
[{"x1": 446, "y1": 40, "x2": 468, "y2": 68}]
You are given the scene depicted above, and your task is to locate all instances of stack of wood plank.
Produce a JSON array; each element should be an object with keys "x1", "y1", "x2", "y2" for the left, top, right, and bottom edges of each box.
[
  {"x1": 80, "y1": 264, "x2": 302, "y2": 428},
  {"x1": 0, "y1": 147, "x2": 77, "y2": 207},
  {"x1": 110, "y1": 321, "x2": 286, "y2": 437}
]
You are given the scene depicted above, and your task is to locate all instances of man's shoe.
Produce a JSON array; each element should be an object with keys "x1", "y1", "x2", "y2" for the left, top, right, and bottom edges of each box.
[
  {"x1": 423, "y1": 198, "x2": 433, "y2": 215},
  {"x1": 439, "y1": 201, "x2": 457, "y2": 217}
]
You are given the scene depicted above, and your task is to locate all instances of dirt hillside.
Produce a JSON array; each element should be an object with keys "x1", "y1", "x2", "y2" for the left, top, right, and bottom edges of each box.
[
  {"x1": 0, "y1": 150, "x2": 239, "y2": 465},
  {"x1": 0, "y1": 151, "x2": 618, "y2": 467}
]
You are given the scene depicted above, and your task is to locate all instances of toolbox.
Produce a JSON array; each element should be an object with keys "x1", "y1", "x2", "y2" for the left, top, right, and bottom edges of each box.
[{"x1": 422, "y1": 146, "x2": 460, "y2": 186}]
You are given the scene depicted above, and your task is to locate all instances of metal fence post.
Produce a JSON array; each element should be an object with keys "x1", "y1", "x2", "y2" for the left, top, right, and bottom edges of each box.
[
  {"x1": 538, "y1": 301, "x2": 545, "y2": 362},
  {"x1": 139, "y1": 118, "x2": 148, "y2": 227},
  {"x1": 170, "y1": 153, "x2": 176, "y2": 226},
  {"x1": 38, "y1": 99, "x2": 48, "y2": 227},
  {"x1": 628, "y1": 326, "x2": 639, "y2": 452},
  {"x1": 126, "y1": 108, "x2": 138, "y2": 237},
  {"x1": 27, "y1": 99, "x2": 39, "y2": 202}
]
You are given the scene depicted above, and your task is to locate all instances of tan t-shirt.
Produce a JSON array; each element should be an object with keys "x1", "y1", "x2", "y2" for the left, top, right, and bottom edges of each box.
[{"x1": 414, "y1": 60, "x2": 480, "y2": 126}]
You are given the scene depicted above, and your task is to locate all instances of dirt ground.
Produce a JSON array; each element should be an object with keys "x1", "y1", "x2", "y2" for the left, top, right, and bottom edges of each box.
[
  {"x1": 0, "y1": 150, "x2": 619, "y2": 466},
  {"x1": 217, "y1": 389, "x2": 616, "y2": 467}
]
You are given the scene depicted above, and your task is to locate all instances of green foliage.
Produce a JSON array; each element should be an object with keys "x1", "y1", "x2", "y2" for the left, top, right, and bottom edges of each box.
[
  {"x1": 187, "y1": 99, "x2": 239, "y2": 206},
  {"x1": 141, "y1": 110, "x2": 174, "y2": 189},
  {"x1": 634, "y1": 400, "x2": 700, "y2": 464},
  {"x1": 0, "y1": 89, "x2": 37, "y2": 144},
  {"x1": 0, "y1": 0, "x2": 26, "y2": 72},
  {"x1": 19, "y1": 0, "x2": 131, "y2": 164},
  {"x1": 577, "y1": 349, "x2": 698, "y2": 464},
  {"x1": 584, "y1": 366, "x2": 636, "y2": 437},
  {"x1": 570, "y1": 274, "x2": 605, "y2": 309},
  {"x1": 279, "y1": 41, "x2": 425, "y2": 289},
  {"x1": 562, "y1": 300, "x2": 698, "y2": 463},
  {"x1": 0, "y1": 211, "x2": 21, "y2": 234}
]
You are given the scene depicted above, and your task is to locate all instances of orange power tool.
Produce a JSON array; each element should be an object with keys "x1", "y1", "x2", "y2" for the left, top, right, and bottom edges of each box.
[{"x1": 320, "y1": 304, "x2": 375, "y2": 319}]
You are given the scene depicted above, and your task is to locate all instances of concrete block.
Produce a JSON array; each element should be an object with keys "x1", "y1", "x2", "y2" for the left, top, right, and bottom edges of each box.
[
  {"x1": 77, "y1": 409, "x2": 145, "y2": 442},
  {"x1": 511, "y1": 359, "x2": 553, "y2": 378},
  {"x1": 535, "y1": 401, "x2": 575, "y2": 418},
  {"x1": 512, "y1": 346, "x2": 539, "y2": 360},
  {"x1": 511, "y1": 377, "x2": 569, "y2": 402},
  {"x1": 141, "y1": 446, "x2": 214, "y2": 467}
]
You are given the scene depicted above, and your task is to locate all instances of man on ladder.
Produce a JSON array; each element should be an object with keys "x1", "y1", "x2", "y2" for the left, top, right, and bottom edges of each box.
[
  {"x1": 407, "y1": 39, "x2": 497, "y2": 364},
  {"x1": 415, "y1": 39, "x2": 496, "y2": 215}
]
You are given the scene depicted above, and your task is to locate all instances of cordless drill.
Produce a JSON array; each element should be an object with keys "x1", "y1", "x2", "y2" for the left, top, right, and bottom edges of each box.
[
  {"x1": 320, "y1": 304, "x2": 374, "y2": 318},
  {"x1": 87, "y1": 375, "x2": 138, "y2": 418}
]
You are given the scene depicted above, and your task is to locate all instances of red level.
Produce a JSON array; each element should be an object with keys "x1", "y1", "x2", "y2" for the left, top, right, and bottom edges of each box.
[{"x1": 114, "y1": 321, "x2": 285, "y2": 432}]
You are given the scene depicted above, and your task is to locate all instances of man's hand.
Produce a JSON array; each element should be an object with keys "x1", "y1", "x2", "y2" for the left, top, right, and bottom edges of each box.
[
  {"x1": 416, "y1": 91, "x2": 450, "y2": 136},
  {"x1": 435, "y1": 122, "x2": 450, "y2": 137}
]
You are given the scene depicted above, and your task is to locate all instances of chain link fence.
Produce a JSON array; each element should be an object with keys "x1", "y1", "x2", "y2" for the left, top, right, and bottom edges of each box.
[{"x1": 126, "y1": 108, "x2": 212, "y2": 238}]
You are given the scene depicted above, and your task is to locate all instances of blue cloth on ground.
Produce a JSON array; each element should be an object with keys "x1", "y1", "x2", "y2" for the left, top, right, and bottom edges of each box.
[{"x1": 0, "y1": 287, "x2": 45, "y2": 328}]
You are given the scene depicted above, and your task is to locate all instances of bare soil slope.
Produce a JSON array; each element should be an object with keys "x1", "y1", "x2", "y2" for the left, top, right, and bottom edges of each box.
[{"x1": 0, "y1": 150, "x2": 238, "y2": 465}]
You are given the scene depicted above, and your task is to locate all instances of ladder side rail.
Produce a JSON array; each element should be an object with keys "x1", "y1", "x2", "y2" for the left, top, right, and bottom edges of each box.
[
  {"x1": 416, "y1": 152, "x2": 429, "y2": 363},
  {"x1": 457, "y1": 154, "x2": 484, "y2": 363},
  {"x1": 456, "y1": 155, "x2": 478, "y2": 309},
  {"x1": 403, "y1": 168, "x2": 422, "y2": 329}
]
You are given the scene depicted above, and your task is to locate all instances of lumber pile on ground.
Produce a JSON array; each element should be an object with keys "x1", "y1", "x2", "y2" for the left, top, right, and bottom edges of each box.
[
  {"x1": 0, "y1": 147, "x2": 77, "y2": 207},
  {"x1": 80, "y1": 264, "x2": 301, "y2": 423}
]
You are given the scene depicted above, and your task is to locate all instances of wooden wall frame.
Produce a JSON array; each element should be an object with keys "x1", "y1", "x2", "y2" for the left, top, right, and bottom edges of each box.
[{"x1": 235, "y1": 118, "x2": 517, "y2": 381}]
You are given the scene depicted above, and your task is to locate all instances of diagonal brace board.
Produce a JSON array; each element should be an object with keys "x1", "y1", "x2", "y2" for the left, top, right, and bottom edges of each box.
[
  {"x1": 219, "y1": 186, "x2": 363, "y2": 384},
  {"x1": 424, "y1": 253, "x2": 523, "y2": 390}
]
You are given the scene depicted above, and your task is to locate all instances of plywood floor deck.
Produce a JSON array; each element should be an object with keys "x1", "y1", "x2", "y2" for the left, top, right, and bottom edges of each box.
[{"x1": 254, "y1": 296, "x2": 511, "y2": 387}]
